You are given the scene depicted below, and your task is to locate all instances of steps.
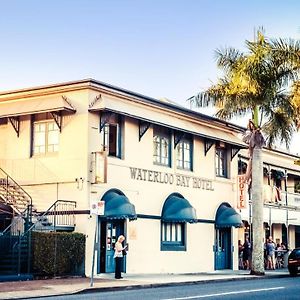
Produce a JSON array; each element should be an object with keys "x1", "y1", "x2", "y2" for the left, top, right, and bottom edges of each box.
[
  {"x1": 0, "y1": 174, "x2": 31, "y2": 214},
  {"x1": 0, "y1": 168, "x2": 76, "y2": 279}
]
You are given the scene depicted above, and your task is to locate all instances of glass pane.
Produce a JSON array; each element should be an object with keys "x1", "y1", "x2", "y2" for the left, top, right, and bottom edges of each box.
[
  {"x1": 166, "y1": 223, "x2": 171, "y2": 241},
  {"x1": 177, "y1": 224, "x2": 182, "y2": 242},
  {"x1": 171, "y1": 224, "x2": 176, "y2": 241}
]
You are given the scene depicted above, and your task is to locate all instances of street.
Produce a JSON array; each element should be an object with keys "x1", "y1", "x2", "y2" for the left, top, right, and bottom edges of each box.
[{"x1": 29, "y1": 277, "x2": 300, "y2": 300}]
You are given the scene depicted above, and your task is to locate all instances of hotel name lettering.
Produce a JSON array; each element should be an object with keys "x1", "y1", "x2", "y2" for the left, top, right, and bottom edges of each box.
[{"x1": 129, "y1": 167, "x2": 214, "y2": 191}]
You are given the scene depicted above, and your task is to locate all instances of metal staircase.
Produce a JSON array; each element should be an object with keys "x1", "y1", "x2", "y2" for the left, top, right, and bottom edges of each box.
[
  {"x1": 0, "y1": 168, "x2": 77, "y2": 279},
  {"x1": 0, "y1": 168, "x2": 32, "y2": 215}
]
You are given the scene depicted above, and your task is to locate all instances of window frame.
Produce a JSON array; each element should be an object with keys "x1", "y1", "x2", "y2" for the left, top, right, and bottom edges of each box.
[
  {"x1": 176, "y1": 137, "x2": 193, "y2": 171},
  {"x1": 215, "y1": 145, "x2": 228, "y2": 178},
  {"x1": 160, "y1": 221, "x2": 186, "y2": 251},
  {"x1": 153, "y1": 127, "x2": 171, "y2": 167},
  {"x1": 32, "y1": 119, "x2": 60, "y2": 156},
  {"x1": 102, "y1": 115, "x2": 123, "y2": 159}
]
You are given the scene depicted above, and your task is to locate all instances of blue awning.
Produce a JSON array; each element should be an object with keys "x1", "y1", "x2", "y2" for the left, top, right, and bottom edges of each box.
[
  {"x1": 161, "y1": 193, "x2": 197, "y2": 223},
  {"x1": 101, "y1": 189, "x2": 137, "y2": 220},
  {"x1": 215, "y1": 203, "x2": 243, "y2": 228}
]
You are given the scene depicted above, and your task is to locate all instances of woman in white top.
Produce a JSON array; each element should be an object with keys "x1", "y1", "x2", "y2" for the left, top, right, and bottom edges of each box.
[{"x1": 114, "y1": 235, "x2": 127, "y2": 279}]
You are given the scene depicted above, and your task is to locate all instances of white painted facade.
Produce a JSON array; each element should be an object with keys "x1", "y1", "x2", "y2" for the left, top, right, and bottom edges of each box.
[{"x1": 1, "y1": 79, "x2": 299, "y2": 276}]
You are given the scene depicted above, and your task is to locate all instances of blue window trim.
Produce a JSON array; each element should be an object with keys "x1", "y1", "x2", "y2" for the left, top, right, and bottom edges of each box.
[
  {"x1": 160, "y1": 221, "x2": 186, "y2": 251},
  {"x1": 215, "y1": 147, "x2": 228, "y2": 178},
  {"x1": 103, "y1": 115, "x2": 123, "y2": 159},
  {"x1": 176, "y1": 137, "x2": 193, "y2": 171},
  {"x1": 153, "y1": 127, "x2": 172, "y2": 167}
]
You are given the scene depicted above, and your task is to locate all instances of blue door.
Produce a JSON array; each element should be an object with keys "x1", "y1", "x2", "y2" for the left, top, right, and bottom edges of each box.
[
  {"x1": 215, "y1": 228, "x2": 231, "y2": 270},
  {"x1": 99, "y1": 220, "x2": 125, "y2": 273}
]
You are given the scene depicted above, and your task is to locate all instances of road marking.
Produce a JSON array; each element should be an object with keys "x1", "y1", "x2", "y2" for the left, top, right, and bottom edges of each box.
[{"x1": 162, "y1": 287, "x2": 285, "y2": 299}]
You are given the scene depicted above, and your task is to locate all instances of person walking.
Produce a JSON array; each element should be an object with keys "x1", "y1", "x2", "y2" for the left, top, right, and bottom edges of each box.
[
  {"x1": 114, "y1": 235, "x2": 127, "y2": 279},
  {"x1": 242, "y1": 238, "x2": 251, "y2": 270}
]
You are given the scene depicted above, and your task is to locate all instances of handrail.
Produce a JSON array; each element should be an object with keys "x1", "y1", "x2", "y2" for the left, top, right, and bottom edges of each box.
[
  {"x1": 12, "y1": 200, "x2": 76, "y2": 273},
  {"x1": 0, "y1": 204, "x2": 31, "y2": 236},
  {"x1": 0, "y1": 167, "x2": 32, "y2": 208},
  {"x1": 15, "y1": 200, "x2": 76, "y2": 240}
]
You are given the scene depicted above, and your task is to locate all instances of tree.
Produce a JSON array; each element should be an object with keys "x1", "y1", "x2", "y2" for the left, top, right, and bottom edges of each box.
[{"x1": 188, "y1": 29, "x2": 300, "y2": 275}]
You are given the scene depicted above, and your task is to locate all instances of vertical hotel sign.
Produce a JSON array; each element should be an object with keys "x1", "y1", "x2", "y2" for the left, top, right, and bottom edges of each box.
[{"x1": 237, "y1": 175, "x2": 247, "y2": 209}]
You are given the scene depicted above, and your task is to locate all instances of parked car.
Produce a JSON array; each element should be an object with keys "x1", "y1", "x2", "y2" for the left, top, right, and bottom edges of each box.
[{"x1": 288, "y1": 248, "x2": 300, "y2": 276}]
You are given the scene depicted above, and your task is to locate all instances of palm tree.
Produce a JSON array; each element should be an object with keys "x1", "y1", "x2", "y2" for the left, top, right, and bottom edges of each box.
[{"x1": 188, "y1": 29, "x2": 300, "y2": 275}]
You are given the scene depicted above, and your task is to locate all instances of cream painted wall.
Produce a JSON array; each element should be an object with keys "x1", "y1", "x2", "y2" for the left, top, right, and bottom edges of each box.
[{"x1": 1, "y1": 86, "x2": 246, "y2": 276}]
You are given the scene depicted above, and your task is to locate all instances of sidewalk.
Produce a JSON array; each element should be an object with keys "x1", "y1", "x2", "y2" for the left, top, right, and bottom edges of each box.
[{"x1": 0, "y1": 269, "x2": 290, "y2": 300}]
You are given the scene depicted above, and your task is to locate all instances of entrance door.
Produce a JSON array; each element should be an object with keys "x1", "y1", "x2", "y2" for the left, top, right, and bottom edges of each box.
[
  {"x1": 215, "y1": 228, "x2": 232, "y2": 270},
  {"x1": 99, "y1": 219, "x2": 125, "y2": 273}
]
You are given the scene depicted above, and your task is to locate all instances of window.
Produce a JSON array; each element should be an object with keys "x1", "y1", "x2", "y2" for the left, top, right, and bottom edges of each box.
[
  {"x1": 153, "y1": 127, "x2": 171, "y2": 166},
  {"x1": 33, "y1": 120, "x2": 59, "y2": 155},
  {"x1": 295, "y1": 179, "x2": 300, "y2": 194},
  {"x1": 103, "y1": 114, "x2": 123, "y2": 158},
  {"x1": 161, "y1": 222, "x2": 186, "y2": 251},
  {"x1": 176, "y1": 139, "x2": 192, "y2": 170},
  {"x1": 216, "y1": 146, "x2": 228, "y2": 177}
]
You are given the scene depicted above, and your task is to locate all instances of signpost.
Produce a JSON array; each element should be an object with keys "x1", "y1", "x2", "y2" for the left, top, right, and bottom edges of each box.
[{"x1": 90, "y1": 200, "x2": 105, "y2": 287}]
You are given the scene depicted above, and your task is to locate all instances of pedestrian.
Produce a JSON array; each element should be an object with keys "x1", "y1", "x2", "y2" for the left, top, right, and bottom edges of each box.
[
  {"x1": 114, "y1": 235, "x2": 127, "y2": 279},
  {"x1": 238, "y1": 240, "x2": 244, "y2": 270},
  {"x1": 266, "y1": 236, "x2": 276, "y2": 270},
  {"x1": 242, "y1": 238, "x2": 251, "y2": 270}
]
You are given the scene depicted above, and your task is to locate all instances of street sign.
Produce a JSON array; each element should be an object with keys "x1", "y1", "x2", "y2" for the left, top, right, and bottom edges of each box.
[{"x1": 90, "y1": 200, "x2": 105, "y2": 215}]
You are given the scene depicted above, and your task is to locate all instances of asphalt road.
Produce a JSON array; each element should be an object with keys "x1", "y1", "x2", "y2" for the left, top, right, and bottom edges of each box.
[{"x1": 29, "y1": 277, "x2": 300, "y2": 300}]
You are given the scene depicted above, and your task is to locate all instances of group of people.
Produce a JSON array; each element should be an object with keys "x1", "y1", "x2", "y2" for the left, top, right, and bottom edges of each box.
[
  {"x1": 264, "y1": 236, "x2": 287, "y2": 270},
  {"x1": 239, "y1": 236, "x2": 287, "y2": 270}
]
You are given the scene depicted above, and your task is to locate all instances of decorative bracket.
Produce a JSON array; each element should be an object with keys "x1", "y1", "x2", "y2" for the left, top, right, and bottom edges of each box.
[
  {"x1": 89, "y1": 94, "x2": 102, "y2": 109},
  {"x1": 50, "y1": 111, "x2": 62, "y2": 132},
  {"x1": 100, "y1": 111, "x2": 113, "y2": 132},
  {"x1": 231, "y1": 147, "x2": 240, "y2": 161},
  {"x1": 139, "y1": 120, "x2": 151, "y2": 141},
  {"x1": 174, "y1": 130, "x2": 185, "y2": 149},
  {"x1": 8, "y1": 117, "x2": 20, "y2": 137},
  {"x1": 204, "y1": 139, "x2": 214, "y2": 156}
]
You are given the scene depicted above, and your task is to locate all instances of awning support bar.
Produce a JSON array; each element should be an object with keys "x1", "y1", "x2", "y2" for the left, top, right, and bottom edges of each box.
[
  {"x1": 8, "y1": 117, "x2": 20, "y2": 137},
  {"x1": 174, "y1": 130, "x2": 185, "y2": 149},
  {"x1": 100, "y1": 111, "x2": 113, "y2": 132},
  {"x1": 50, "y1": 111, "x2": 62, "y2": 132},
  {"x1": 139, "y1": 121, "x2": 151, "y2": 141},
  {"x1": 204, "y1": 139, "x2": 214, "y2": 156},
  {"x1": 231, "y1": 147, "x2": 240, "y2": 161}
]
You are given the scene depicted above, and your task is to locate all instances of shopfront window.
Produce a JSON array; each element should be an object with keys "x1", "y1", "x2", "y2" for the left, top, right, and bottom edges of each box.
[{"x1": 161, "y1": 222, "x2": 186, "y2": 251}]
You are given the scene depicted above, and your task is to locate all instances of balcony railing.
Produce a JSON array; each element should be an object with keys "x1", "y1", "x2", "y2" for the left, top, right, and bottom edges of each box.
[{"x1": 262, "y1": 185, "x2": 300, "y2": 209}]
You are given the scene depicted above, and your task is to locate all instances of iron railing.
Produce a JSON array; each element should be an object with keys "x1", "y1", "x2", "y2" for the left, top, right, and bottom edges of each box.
[{"x1": 0, "y1": 200, "x2": 76, "y2": 275}]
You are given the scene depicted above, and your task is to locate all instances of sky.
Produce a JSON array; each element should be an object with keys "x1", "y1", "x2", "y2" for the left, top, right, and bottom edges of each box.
[{"x1": 0, "y1": 0, "x2": 300, "y2": 153}]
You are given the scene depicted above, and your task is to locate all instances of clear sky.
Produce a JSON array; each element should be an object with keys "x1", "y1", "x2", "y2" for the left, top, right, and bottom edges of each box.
[{"x1": 1, "y1": 0, "x2": 300, "y2": 152}]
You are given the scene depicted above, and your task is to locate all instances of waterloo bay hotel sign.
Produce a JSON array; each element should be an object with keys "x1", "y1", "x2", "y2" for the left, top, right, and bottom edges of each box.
[{"x1": 129, "y1": 167, "x2": 214, "y2": 191}]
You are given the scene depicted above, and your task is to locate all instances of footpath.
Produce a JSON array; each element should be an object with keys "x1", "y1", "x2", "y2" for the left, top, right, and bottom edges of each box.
[{"x1": 0, "y1": 269, "x2": 290, "y2": 300}]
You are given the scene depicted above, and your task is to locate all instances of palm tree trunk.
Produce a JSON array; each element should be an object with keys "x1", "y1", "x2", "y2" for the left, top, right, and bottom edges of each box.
[{"x1": 250, "y1": 147, "x2": 265, "y2": 275}]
